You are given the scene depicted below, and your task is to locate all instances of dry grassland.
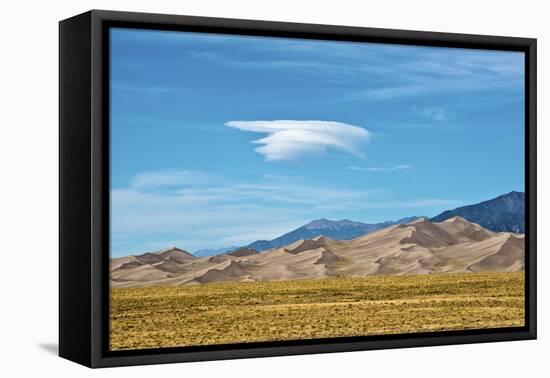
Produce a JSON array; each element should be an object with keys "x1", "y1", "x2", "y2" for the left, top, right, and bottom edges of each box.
[{"x1": 110, "y1": 272, "x2": 524, "y2": 350}]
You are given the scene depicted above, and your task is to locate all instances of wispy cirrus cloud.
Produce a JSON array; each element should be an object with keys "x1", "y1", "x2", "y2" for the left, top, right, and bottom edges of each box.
[
  {"x1": 111, "y1": 169, "x2": 462, "y2": 255},
  {"x1": 349, "y1": 164, "x2": 412, "y2": 172},
  {"x1": 111, "y1": 170, "x2": 376, "y2": 253},
  {"x1": 411, "y1": 106, "x2": 450, "y2": 122},
  {"x1": 350, "y1": 85, "x2": 427, "y2": 101},
  {"x1": 225, "y1": 120, "x2": 370, "y2": 161},
  {"x1": 130, "y1": 170, "x2": 214, "y2": 189},
  {"x1": 113, "y1": 29, "x2": 524, "y2": 109}
]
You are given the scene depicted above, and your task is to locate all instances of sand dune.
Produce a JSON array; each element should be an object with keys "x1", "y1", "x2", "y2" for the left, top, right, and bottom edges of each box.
[
  {"x1": 193, "y1": 260, "x2": 251, "y2": 284},
  {"x1": 110, "y1": 217, "x2": 524, "y2": 287},
  {"x1": 284, "y1": 238, "x2": 328, "y2": 254},
  {"x1": 228, "y1": 247, "x2": 259, "y2": 257}
]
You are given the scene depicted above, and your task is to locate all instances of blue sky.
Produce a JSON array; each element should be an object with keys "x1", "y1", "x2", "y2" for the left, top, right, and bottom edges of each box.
[{"x1": 110, "y1": 28, "x2": 525, "y2": 256}]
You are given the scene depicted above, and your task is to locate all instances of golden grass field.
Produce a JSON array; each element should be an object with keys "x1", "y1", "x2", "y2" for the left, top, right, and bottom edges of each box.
[{"x1": 110, "y1": 272, "x2": 525, "y2": 350}]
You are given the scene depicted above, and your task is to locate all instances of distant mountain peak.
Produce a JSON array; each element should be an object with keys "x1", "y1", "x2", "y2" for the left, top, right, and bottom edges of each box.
[
  {"x1": 248, "y1": 216, "x2": 426, "y2": 252},
  {"x1": 303, "y1": 218, "x2": 329, "y2": 229},
  {"x1": 503, "y1": 190, "x2": 523, "y2": 197},
  {"x1": 304, "y1": 218, "x2": 371, "y2": 230},
  {"x1": 431, "y1": 191, "x2": 524, "y2": 233}
]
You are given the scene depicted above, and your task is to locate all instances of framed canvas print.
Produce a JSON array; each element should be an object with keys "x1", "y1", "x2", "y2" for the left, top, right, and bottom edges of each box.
[{"x1": 59, "y1": 10, "x2": 537, "y2": 368}]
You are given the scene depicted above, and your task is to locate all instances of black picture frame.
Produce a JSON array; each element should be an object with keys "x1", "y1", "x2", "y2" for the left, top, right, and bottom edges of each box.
[{"x1": 59, "y1": 9, "x2": 537, "y2": 368}]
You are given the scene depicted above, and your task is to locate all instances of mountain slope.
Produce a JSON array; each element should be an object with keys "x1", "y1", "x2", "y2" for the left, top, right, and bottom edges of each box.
[
  {"x1": 248, "y1": 216, "x2": 424, "y2": 252},
  {"x1": 192, "y1": 246, "x2": 238, "y2": 257},
  {"x1": 111, "y1": 218, "x2": 524, "y2": 287},
  {"x1": 431, "y1": 191, "x2": 525, "y2": 233}
]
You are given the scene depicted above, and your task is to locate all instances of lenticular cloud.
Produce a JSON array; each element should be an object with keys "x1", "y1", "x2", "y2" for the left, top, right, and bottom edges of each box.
[{"x1": 225, "y1": 120, "x2": 370, "y2": 161}]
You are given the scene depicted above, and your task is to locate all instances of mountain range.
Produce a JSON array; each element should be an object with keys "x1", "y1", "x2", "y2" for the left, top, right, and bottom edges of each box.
[
  {"x1": 110, "y1": 191, "x2": 526, "y2": 287},
  {"x1": 111, "y1": 216, "x2": 524, "y2": 288},
  {"x1": 246, "y1": 215, "x2": 422, "y2": 252},
  {"x1": 193, "y1": 191, "x2": 524, "y2": 255},
  {"x1": 430, "y1": 191, "x2": 525, "y2": 233}
]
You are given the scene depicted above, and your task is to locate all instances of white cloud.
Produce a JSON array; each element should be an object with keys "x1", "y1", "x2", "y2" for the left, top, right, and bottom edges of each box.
[
  {"x1": 349, "y1": 164, "x2": 412, "y2": 172},
  {"x1": 225, "y1": 120, "x2": 370, "y2": 161}
]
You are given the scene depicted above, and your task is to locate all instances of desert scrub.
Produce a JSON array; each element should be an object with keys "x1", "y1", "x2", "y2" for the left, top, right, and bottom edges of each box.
[{"x1": 110, "y1": 271, "x2": 525, "y2": 350}]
